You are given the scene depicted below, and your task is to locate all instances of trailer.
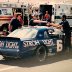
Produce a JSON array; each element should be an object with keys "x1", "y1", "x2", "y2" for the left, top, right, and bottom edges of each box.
[
  {"x1": 40, "y1": 4, "x2": 72, "y2": 28},
  {"x1": 0, "y1": 2, "x2": 32, "y2": 34}
]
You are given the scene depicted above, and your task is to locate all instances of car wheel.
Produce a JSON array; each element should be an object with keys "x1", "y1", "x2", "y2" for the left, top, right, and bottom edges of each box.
[
  {"x1": 3, "y1": 56, "x2": 9, "y2": 60},
  {"x1": 36, "y1": 45, "x2": 47, "y2": 62}
]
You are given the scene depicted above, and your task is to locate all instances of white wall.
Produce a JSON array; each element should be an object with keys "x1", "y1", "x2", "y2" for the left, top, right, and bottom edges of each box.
[{"x1": 0, "y1": 0, "x2": 72, "y2": 4}]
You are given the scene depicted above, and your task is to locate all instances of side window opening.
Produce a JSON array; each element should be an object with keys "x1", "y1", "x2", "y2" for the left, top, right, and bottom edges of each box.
[
  {"x1": 0, "y1": 10, "x2": 2, "y2": 15},
  {"x1": 1, "y1": 8, "x2": 13, "y2": 15},
  {"x1": 44, "y1": 31, "x2": 48, "y2": 38},
  {"x1": 48, "y1": 29, "x2": 54, "y2": 34},
  {"x1": 2, "y1": 9, "x2": 7, "y2": 15}
]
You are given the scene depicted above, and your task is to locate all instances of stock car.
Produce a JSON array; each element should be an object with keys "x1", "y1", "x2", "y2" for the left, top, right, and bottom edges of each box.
[{"x1": 0, "y1": 26, "x2": 64, "y2": 61}]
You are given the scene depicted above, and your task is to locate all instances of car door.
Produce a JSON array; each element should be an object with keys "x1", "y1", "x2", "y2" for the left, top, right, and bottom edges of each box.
[{"x1": 37, "y1": 29, "x2": 54, "y2": 49}]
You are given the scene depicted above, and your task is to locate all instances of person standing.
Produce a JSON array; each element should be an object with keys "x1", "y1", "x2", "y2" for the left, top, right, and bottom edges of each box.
[
  {"x1": 10, "y1": 14, "x2": 22, "y2": 32},
  {"x1": 59, "y1": 15, "x2": 71, "y2": 51},
  {"x1": 29, "y1": 15, "x2": 47, "y2": 26},
  {"x1": 44, "y1": 11, "x2": 51, "y2": 22},
  {"x1": 48, "y1": 15, "x2": 71, "y2": 51}
]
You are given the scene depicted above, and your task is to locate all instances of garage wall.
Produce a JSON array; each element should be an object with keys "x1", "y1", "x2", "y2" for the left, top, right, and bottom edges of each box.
[{"x1": 0, "y1": 0, "x2": 72, "y2": 4}]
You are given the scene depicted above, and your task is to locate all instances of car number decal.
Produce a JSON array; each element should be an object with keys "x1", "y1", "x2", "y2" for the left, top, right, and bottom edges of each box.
[{"x1": 57, "y1": 40, "x2": 63, "y2": 52}]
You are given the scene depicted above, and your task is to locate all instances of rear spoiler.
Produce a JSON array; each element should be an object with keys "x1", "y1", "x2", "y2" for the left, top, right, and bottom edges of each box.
[{"x1": 0, "y1": 37, "x2": 20, "y2": 40}]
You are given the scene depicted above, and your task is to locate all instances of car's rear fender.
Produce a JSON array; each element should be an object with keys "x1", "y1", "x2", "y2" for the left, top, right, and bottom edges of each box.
[{"x1": 0, "y1": 37, "x2": 21, "y2": 57}]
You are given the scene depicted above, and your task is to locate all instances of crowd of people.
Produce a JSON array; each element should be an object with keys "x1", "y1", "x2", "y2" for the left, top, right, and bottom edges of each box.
[
  {"x1": 8, "y1": 10, "x2": 51, "y2": 32},
  {"x1": 29, "y1": 10, "x2": 71, "y2": 51},
  {"x1": 29, "y1": 10, "x2": 51, "y2": 26}
]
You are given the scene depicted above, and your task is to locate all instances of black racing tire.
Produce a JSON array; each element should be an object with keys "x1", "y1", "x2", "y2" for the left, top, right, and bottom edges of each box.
[
  {"x1": 3, "y1": 56, "x2": 17, "y2": 60},
  {"x1": 3, "y1": 56, "x2": 9, "y2": 60},
  {"x1": 35, "y1": 45, "x2": 47, "y2": 62}
]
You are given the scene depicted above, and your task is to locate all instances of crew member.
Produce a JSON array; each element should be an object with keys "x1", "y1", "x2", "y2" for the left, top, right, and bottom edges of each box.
[
  {"x1": 29, "y1": 15, "x2": 47, "y2": 26},
  {"x1": 48, "y1": 15, "x2": 71, "y2": 51},
  {"x1": 59, "y1": 15, "x2": 71, "y2": 51},
  {"x1": 10, "y1": 14, "x2": 22, "y2": 31}
]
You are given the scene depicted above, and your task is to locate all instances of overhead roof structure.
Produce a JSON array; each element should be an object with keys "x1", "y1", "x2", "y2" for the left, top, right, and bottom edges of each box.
[{"x1": 0, "y1": 0, "x2": 72, "y2": 7}]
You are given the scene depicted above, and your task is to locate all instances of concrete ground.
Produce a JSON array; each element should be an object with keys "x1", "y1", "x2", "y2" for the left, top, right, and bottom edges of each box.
[{"x1": 0, "y1": 50, "x2": 72, "y2": 72}]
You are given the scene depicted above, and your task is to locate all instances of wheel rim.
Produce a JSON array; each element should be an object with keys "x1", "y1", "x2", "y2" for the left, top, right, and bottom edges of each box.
[{"x1": 36, "y1": 46, "x2": 47, "y2": 62}]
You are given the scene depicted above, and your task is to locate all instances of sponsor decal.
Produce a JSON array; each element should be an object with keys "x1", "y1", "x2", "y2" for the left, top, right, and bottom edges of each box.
[
  {"x1": 0, "y1": 41, "x2": 5, "y2": 47},
  {"x1": 23, "y1": 40, "x2": 40, "y2": 47},
  {"x1": 0, "y1": 41, "x2": 19, "y2": 48},
  {"x1": 23, "y1": 39, "x2": 53, "y2": 47},
  {"x1": 6, "y1": 42, "x2": 19, "y2": 48},
  {"x1": 42, "y1": 39, "x2": 53, "y2": 46}
]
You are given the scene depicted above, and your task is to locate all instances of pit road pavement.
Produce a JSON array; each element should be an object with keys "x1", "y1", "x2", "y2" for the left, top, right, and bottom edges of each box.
[{"x1": 0, "y1": 51, "x2": 72, "y2": 72}]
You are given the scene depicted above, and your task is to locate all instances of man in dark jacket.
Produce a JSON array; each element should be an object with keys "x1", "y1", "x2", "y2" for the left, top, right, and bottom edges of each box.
[
  {"x1": 59, "y1": 15, "x2": 71, "y2": 51},
  {"x1": 49, "y1": 15, "x2": 71, "y2": 51},
  {"x1": 10, "y1": 14, "x2": 22, "y2": 32}
]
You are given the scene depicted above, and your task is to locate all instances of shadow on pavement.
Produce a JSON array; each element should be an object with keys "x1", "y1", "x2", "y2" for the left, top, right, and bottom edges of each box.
[{"x1": 0, "y1": 50, "x2": 72, "y2": 68}]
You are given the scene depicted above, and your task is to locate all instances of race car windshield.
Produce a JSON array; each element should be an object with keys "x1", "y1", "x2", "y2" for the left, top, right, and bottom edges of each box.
[{"x1": 7, "y1": 28, "x2": 38, "y2": 39}]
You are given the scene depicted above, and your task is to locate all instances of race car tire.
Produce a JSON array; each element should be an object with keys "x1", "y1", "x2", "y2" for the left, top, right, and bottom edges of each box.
[
  {"x1": 35, "y1": 45, "x2": 47, "y2": 62},
  {"x1": 3, "y1": 56, "x2": 9, "y2": 60},
  {"x1": 3, "y1": 56, "x2": 19, "y2": 60}
]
